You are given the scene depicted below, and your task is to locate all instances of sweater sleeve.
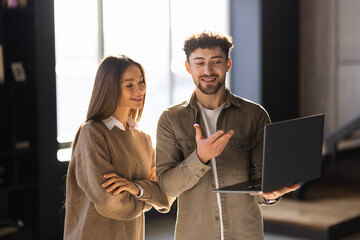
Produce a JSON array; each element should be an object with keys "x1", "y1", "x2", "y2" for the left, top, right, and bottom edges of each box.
[
  {"x1": 133, "y1": 146, "x2": 174, "y2": 213},
  {"x1": 133, "y1": 180, "x2": 175, "y2": 213},
  {"x1": 73, "y1": 123, "x2": 151, "y2": 221},
  {"x1": 155, "y1": 111, "x2": 211, "y2": 198}
]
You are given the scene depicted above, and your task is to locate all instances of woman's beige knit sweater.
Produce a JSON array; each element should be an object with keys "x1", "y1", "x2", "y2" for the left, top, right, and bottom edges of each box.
[{"x1": 64, "y1": 120, "x2": 171, "y2": 240}]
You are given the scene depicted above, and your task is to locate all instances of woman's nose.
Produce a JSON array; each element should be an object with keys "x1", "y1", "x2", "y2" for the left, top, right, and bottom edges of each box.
[{"x1": 136, "y1": 83, "x2": 146, "y2": 94}]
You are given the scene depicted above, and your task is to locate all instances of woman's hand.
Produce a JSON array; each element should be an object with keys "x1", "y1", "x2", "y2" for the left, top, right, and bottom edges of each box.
[
  {"x1": 102, "y1": 173, "x2": 140, "y2": 196},
  {"x1": 148, "y1": 166, "x2": 157, "y2": 181}
]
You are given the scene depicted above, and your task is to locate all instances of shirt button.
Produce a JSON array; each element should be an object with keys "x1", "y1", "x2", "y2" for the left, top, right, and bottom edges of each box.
[
  {"x1": 201, "y1": 168, "x2": 205, "y2": 173},
  {"x1": 215, "y1": 216, "x2": 219, "y2": 221}
]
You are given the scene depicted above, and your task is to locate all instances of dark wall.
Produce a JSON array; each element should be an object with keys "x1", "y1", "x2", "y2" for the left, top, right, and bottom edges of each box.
[
  {"x1": 34, "y1": 0, "x2": 68, "y2": 238},
  {"x1": 0, "y1": 0, "x2": 66, "y2": 239},
  {"x1": 261, "y1": 0, "x2": 299, "y2": 122}
]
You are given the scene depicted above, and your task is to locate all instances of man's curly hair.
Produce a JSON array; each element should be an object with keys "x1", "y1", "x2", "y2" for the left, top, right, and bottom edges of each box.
[{"x1": 183, "y1": 31, "x2": 233, "y2": 62}]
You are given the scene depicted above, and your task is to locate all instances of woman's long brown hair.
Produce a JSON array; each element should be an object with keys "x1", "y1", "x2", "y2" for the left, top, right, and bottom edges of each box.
[{"x1": 72, "y1": 55, "x2": 146, "y2": 150}]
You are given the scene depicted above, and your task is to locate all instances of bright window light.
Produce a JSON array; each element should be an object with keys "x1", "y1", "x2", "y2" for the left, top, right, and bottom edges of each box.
[{"x1": 54, "y1": 0, "x2": 229, "y2": 162}]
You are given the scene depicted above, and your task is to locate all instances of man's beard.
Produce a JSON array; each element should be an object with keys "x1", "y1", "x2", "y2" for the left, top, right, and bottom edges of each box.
[{"x1": 197, "y1": 75, "x2": 225, "y2": 95}]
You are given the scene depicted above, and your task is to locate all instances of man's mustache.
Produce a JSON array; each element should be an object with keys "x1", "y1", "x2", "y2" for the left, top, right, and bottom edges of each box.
[{"x1": 199, "y1": 74, "x2": 219, "y2": 78}]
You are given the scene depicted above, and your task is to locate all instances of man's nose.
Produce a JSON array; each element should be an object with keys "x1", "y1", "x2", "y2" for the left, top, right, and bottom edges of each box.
[{"x1": 203, "y1": 63, "x2": 213, "y2": 75}]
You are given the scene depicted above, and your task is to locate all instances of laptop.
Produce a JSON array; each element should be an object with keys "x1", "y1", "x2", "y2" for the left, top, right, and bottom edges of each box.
[{"x1": 212, "y1": 114, "x2": 324, "y2": 194}]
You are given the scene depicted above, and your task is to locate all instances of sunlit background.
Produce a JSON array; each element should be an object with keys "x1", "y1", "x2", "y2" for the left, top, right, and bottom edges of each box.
[{"x1": 54, "y1": 0, "x2": 229, "y2": 161}]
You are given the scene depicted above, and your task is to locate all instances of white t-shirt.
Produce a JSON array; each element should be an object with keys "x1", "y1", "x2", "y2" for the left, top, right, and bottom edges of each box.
[{"x1": 196, "y1": 100, "x2": 226, "y2": 240}]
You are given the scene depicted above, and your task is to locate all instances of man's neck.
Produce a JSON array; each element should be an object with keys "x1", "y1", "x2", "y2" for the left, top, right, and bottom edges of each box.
[{"x1": 195, "y1": 87, "x2": 226, "y2": 110}]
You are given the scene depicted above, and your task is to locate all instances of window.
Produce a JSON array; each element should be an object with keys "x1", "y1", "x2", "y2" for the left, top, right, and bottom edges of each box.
[
  {"x1": 102, "y1": 0, "x2": 171, "y2": 144},
  {"x1": 169, "y1": 0, "x2": 230, "y2": 103},
  {"x1": 55, "y1": 0, "x2": 229, "y2": 161}
]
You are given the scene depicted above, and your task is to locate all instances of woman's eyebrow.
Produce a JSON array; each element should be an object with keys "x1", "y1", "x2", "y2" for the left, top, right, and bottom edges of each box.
[
  {"x1": 122, "y1": 75, "x2": 143, "y2": 83},
  {"x1": 122, "y1": 78, "x2": 134, "y2": 83}
]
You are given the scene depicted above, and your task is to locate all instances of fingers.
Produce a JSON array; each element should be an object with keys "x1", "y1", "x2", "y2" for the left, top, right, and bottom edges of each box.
[
  {"x1": 102, "y1": 177, "x2": 132, "y2": 195},
  {"x1": 291, "y1": 183, "x2": 301, "y2": 191},
  {"x1": 194, "y1": 124, "x2": 235, "y2": 163},
  {"x1": 103, "y1": 172, "x2": 120, "y2": 179},
  {"x1": 194, "y1": 124, "x2": 203, "y2": 143},
  {"x1": 213, "y1": 130, "x2": 234, "y2": 146},
  {"x1": 101, "y1": 176, "x2": 127, "y2": 188},
  {"x1": 194, "y1": 123, "x2": 234, "y2": 147},
  {"x1": 113, "y1": 186, "x2": 126, "y2": 195},
  {"x1": 105, "y1": 180, "x2": 128, "y2": 193},
  {"x1": 148, "y1": 167, "x2": 157, "y2": 181},
  {"x1": 102, "y1": 173, "x2": 141, "y2": 196},
  {"x1": 261, "y1": 192, "x2": 279, "y2": 200},
  {"x1": 194, "y1": 124, "x2": 234, "y2": 143},
  {"x1": 102, "y1": 173, "x2": 128, "y2": 194},
  {"x1": 260, "y1": 183, "x2": 302, "y2": 200},
  {"x1": 208, "y1": 130, "x2": 234, "y2": 156},
  {"x1": 281, "y1": 183, "x2": 301, "y2": 194},
  {"x1": 208, "y1": 129, "x2": 225, "y2": 142}
]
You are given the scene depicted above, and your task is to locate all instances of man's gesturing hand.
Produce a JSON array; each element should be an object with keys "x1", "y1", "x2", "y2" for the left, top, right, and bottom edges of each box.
[{"x1": 194, "y1": 124, "x2": 234, "y2": 164}]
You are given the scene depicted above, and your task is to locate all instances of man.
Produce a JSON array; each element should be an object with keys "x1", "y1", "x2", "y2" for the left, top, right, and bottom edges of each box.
[{"x1": 156, "y1": 31, "x2": 299, "y2": 240}]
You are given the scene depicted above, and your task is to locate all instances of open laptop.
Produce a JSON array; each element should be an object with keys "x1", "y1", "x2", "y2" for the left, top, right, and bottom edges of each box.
[{"x1": 212, "y1": 114, "x2": 324, "y2": 194}]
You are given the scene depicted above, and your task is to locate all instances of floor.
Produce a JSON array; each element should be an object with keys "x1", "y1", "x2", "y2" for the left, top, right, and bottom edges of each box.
[{"x1": 145, "y1": 212, "x2": 360, "y2": 240}]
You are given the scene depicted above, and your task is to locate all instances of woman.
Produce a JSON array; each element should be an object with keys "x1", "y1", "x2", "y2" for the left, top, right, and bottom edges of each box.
[{"x1": 64, "y1": 55, "x2": 171, "y2": 240}]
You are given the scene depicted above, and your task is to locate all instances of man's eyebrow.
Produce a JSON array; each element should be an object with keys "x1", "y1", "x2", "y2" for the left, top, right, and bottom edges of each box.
[
  {"x1": 211, "y1": 56, "x2": 225, "y2": 59},
  {"x1": 192, "y1": 57, "x2": 205, "y2": 61},
  {"x1": 192, "y1": 56, "x2": 224, "y2": 61}
]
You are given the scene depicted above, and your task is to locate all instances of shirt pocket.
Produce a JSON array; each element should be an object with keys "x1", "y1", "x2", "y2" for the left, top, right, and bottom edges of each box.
[
  {"x1": 228, "y1": 137, "x2": 256, "y2": 151},
  {"x1": 176, "y1": 138, "x2": 197, "y2": 159},
  {"x1": 226, "y1": 137, "x2": 256, "y2": 178}
]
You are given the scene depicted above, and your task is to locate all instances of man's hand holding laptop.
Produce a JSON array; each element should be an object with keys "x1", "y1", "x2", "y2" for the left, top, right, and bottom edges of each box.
[{"x1": 250, "y1": 183, "x2": 301, "y2": 200}]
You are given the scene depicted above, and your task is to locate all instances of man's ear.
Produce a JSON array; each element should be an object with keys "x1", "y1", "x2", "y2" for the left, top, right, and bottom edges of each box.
[
  {"x1": 185, "y1": 61, "x2": 191, "y2": 74},
  {"x1": 226, "y1": 58, "x2": 232, "y2": 72}
]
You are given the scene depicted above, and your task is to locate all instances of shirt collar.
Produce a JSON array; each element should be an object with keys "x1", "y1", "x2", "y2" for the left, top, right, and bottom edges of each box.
[{"x1": 102, "y1": 116, "x2": 138, "y2": 131}]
